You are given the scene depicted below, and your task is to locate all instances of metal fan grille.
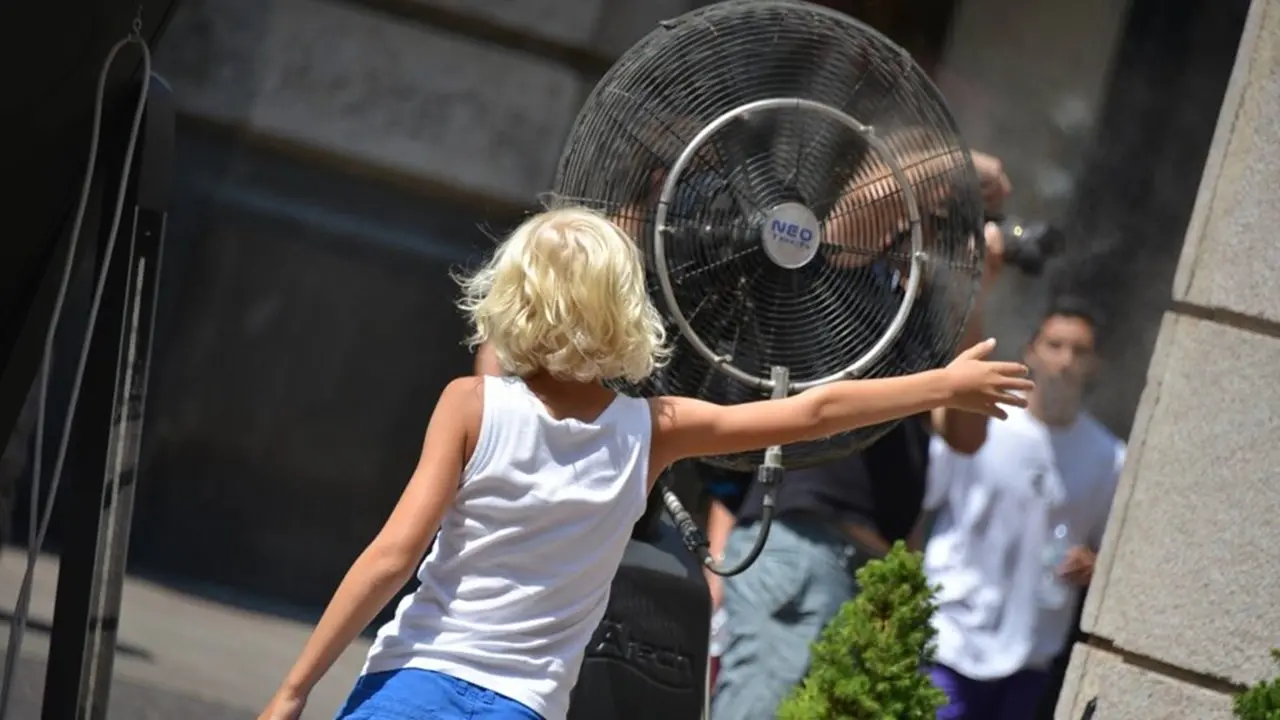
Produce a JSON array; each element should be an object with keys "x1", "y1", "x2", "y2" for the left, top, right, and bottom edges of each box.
[{"x1": 552, "y1": 0, "x2": 984, "y2": 471}]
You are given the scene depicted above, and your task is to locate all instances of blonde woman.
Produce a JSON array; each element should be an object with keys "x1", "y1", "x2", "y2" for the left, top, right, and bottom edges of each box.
[{"x1": 259, "y1": 207, "x2": 1031, "y2": 720}]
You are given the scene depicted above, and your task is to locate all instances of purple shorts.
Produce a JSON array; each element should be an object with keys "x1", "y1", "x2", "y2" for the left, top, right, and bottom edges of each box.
[{"x1": 929, "y1": 664, "x2": 1050, "y2": 720}]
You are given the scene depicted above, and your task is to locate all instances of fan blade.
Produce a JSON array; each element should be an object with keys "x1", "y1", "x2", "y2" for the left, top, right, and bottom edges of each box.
[
  {"x1": 787, "y1": 51, "x2": 902, "y2": 220},
  {"x1": 704, "y1": 117, "x2": 785, "y2": 217}
]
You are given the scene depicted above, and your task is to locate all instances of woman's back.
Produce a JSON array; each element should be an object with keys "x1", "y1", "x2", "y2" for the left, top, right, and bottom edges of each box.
[{"x1": 363, "y1": 375, "x2": 653, "y2": 720}]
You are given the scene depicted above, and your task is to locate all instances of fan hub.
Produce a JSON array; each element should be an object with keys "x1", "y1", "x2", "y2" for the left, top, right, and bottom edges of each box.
[{"x1": 760, "y1": 202, "x2": 823, "y2": 269}]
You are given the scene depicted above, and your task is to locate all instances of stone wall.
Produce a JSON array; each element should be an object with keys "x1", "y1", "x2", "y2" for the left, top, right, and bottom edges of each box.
[
  {"x1": 1057, "y1": 0, "x2": 1280, "y2": 716},
  {"x1": 154, "y1": 0, "x2": 702, "y2": 208}
]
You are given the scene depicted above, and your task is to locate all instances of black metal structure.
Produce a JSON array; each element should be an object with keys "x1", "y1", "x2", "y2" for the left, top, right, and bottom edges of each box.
[
  {"x1": 569, "y1": 509, "x2": 710, "y2": 720},
  {"x1": 40, "y1": 71, "x2": 175, "y2": 720},
  {"x1": 0, "y1": 0, "x2": 179, "y2": 443},
  {"x1": 0, "y1": 2, "x2": 180, "y2": 718}
]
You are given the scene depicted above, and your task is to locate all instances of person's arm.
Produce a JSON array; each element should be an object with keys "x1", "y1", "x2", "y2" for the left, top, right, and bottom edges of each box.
[
  {"x1": 930, "y1": 221, "x2": 1006, "y2": 455},
  {"x1": 824, "y1": 137, "x2": 958, "y2": 267},
  {"x1": 260, "y1": 377, "x2": 481, "y2": 719},
  {"x1": 474, "y1": 342, "x2": 502, "y2": 377},
  {"x1": 906, "y1": 511, "x2": 930, "y2": 553},
  {"x1": 649, "y1": 339, "x2": 1031, "y2": 476},
  {"x1": 1060, "y1": 444, "x2": 1126, "y2": 587},
  {"x1": 825, "y1": 141, "x2": 1010, "y2": 268}
]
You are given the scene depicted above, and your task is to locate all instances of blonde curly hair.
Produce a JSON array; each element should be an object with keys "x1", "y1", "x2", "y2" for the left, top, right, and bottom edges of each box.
[{"x1": 456, "y1": 207, "x2": 670, "y2": 383}]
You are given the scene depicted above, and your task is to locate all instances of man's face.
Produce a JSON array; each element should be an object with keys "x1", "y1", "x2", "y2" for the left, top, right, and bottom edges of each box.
[{"x1": 1025, "y1": 314, "x2": 1097, "y2": 386}]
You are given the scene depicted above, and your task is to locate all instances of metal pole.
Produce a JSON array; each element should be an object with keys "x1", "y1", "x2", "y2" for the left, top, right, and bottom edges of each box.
[{"x1": 42, "y1": 72, "x2": 173, "y2": 720}]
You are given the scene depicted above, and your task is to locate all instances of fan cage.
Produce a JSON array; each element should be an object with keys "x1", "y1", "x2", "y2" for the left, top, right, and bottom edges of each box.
[
  {"x1": 551, "y1": 0, "x2": 986, "y2": 471},
  {"x1": 653, "y1": 96, "x2": 926, "y2": 393}
]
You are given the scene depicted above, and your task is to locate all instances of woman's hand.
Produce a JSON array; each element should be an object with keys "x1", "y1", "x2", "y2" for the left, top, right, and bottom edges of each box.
[
  {"x1": 259, "y1": 689, "x2": 307, "y2": 720},
  {"x1": 943, "y1": 338, "x2": 1033, "y2": 419}
]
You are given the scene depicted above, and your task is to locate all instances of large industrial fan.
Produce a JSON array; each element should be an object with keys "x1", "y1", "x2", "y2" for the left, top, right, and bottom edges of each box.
[{"x1": 559, "y1": 2, "x2": 987, "y2": 718}]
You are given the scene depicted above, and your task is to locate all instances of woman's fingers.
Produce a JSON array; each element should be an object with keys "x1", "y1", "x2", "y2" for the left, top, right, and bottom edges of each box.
[
  {"x1": 993, "y1": 392, "x2": 1028, "y2": 408},
  {"x1": 999, "y1": 377, "x2": 1036, "y2": 393},
  {"x1": 985, "y1": 403, "x2": 1010, "y2": 420}
]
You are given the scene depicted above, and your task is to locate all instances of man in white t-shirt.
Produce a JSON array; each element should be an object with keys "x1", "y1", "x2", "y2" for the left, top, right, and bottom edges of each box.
[{"x1": 923, "y1": 298, "x2": 1124, "y2": 719}]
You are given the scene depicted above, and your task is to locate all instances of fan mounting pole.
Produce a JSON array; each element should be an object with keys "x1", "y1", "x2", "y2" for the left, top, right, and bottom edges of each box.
[
  {"x1": 758, "y1": 364, "x2": 790, "y2": 484},
  {"x1": 747, "y1": 363, "x2": 788, "y2": 566},
  {"x1": 663, "y1": 364, "x2": 791, "y2": 579}
]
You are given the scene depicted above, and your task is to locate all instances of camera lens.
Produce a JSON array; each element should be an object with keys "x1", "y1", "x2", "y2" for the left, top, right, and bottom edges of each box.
[{"x1": 996, "y1": 216, "x2": 1065, "y2": 276}]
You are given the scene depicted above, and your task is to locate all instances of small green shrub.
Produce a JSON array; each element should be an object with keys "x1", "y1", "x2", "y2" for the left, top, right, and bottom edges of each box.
[
  {"x1": 777, "y1": 541, "x2": 947, "y2": 720},
  {"x1": 1235, "y1": 649, "x2": 1280, "y2": 720}
]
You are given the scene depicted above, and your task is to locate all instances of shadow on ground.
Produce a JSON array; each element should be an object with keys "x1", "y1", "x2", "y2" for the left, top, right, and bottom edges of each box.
[
  {"x1": 0, "y1": 610, "x2": 154, "y2": 661},
  {"x1": 123, "y1": 566, "x2": 405, "y2": 638},
  {"x1": 3, "y1": 539, "x2": 398, "y2": 639},
  {"x1": 0, "y1": 651, "x2": 252, "y2": 720}
]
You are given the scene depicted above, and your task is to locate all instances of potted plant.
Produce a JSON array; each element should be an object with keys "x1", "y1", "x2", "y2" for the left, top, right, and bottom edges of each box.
[{"x1": 777, "y1": 541, "x2": 946, "y2": 719}]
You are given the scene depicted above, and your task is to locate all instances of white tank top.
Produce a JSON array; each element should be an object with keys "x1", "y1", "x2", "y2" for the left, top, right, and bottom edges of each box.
[{"x1": 361, "y1": 376, "x2": 653, "y2": 720}]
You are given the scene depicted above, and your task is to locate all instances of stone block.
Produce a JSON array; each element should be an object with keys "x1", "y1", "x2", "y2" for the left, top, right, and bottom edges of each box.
[
  {"x1": 411, "y1": 0, "x2": 700, "y2": 56},
  {"x1": 155, "y1": 0, "x2": 586, "y2": 204},
  {"x1": 412, "y1": 0, "x2": 603, "y2": 47},
  {"x1": 591, "y1": 0, "x2": 704, "y2": 57},
  {"x1": 1055, "y1": 644, "x2": 1232, "y2": 720},
  {"x1": 1175, "y1": 0, "x2": 1280, "y2": 324},
  {"x1": 1083, "y1": 313, "x2": 1280, "y2": 686}
]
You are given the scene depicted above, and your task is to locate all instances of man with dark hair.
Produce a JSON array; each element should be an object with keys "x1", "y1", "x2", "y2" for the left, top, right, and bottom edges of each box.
[{"x1": 923, "y1": 297, "x2": 1124, "y2": 720}]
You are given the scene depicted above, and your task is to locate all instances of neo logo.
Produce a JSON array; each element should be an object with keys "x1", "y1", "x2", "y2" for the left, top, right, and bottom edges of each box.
[{"x1": 770, "y1": 219, "x2": 815, "y2": 247}]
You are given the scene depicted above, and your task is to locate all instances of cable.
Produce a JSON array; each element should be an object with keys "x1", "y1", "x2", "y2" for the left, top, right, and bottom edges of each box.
[
  {"x1": 660, "y1": 467, "x2": 779, "y2": 578},
  {"x1": 0, "y1": 28, "x2": 152, "y2": 719},
  {"x1": 663, "y1": 366, "x2": 793, "y2": 577}
]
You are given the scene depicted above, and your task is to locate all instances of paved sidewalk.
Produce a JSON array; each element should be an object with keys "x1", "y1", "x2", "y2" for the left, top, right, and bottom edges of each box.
[{"x1": 0, "y1": 548, "x2": 370, "y2": 719}]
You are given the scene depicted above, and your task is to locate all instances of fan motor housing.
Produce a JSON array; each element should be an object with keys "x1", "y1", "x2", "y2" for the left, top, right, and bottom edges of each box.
[{"x1": 761, "y1": 202, "x2": 822, "y2": 268}]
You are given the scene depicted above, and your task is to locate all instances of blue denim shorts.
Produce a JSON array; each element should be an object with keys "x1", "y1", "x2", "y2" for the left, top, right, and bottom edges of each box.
[{"x1": 335, "y1": 668, "x2": 544, "y2": 719}]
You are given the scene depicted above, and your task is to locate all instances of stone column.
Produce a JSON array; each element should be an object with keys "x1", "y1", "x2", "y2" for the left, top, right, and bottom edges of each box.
[{"x1": 1056, "y1": 1, "x2": 1280, "y2": 717}]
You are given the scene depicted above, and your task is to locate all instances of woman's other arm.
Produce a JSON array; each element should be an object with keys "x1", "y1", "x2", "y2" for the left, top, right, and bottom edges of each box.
[{"x1": 259, "y1": 377, "x2": 482, "y2": 719}]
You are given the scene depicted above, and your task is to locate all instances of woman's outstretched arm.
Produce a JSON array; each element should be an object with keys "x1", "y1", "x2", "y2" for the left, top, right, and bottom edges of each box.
[
  {"x1": 260, "y1": 377, "x2": 482, "y2": 720},
  {"x1": 647, "y1": 339, "x2": 1031, "y2": 480}
]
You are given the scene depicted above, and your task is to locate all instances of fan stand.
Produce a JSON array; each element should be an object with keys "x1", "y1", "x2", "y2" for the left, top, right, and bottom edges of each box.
[{"x1": 650, "y1": 97, "x2": 927, "y2": 577}]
